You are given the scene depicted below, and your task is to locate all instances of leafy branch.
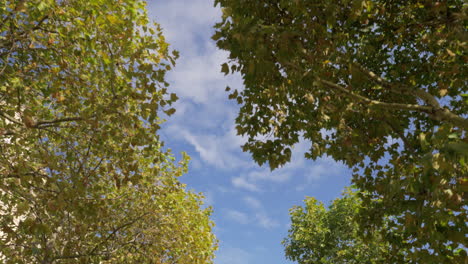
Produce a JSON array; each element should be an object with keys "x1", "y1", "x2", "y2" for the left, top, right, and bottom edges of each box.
[
  {"x1": 350, "y1": 62, "x2": 468, "y2": 130},
  {"x1": 281, "y1": 59, "x2": 467, "y2": 130}
]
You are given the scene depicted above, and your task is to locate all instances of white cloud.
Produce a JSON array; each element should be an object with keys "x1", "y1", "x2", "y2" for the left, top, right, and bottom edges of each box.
[
  {"x1": 229, "y1": 140, "x2": 348, "y2": 193},
  {"x1": 150, "y1": 1, "x2": 348, "y2": 234},
  {"x1": 230, "y1": 168, "x2": 287, "y2": 193},
  {"x1": 294, "y1": 156, "x2": 347, "y2": 191},
  {"x1": 243, "y1": 196, "x2": 262, "y2": 209},
  {"x1": 162, "y1": 122, "x2": 249, "y2": 170},
  {"x1": 183, "y1": 132, "x2": 225, "y2": 168},
  {"x1": 148, "y1": 0, "x2": 221, "y2": 49},
  {"x1": 224, "y1": 205, "x2": 279, "y2": 230},
  {"x1": 307, "y1": 163, "x2": 328, "y2": 182},
  {"x1": 216, "y1": 246, "x2": 252, "y2": 264},
  {"x1": 215, "y1": 185, "x2": 236, "y2": 194},
  {"x1": 178, "y1": 128, "x2": 248, "y2": 170},
  {"x1": 225, "y1": 209, "x2": 249, "y2": 225},
  {"x1": 306, "y1": 156, "x2": 345, "y2": 183},
  {"x1": 242, "y1": 196, "x2": 280, "y2": 229},
  {"x1": 167, "y1": 46, "x2": 236, "y2": 104},
  {"x1": 247, "y1": 169, "x2": 292, "y2": 183},
  {"x1": 149, "y1": 0, "x2": 243, "y2": 104},
  {"x1": 229, "y1": 139, "x2": 311, "y2": 191},
  {"x1": 255, "y1": 212, "x2": 280, "y2": 229},
  {"x1": 232, "y1": 177, "x2": 260, "y2": 192},
  {"x1": 150, "y1": 0, "x2": 248, "y2": 172}
]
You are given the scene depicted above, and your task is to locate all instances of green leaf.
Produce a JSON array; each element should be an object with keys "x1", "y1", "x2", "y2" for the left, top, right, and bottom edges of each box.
[
  {"x1": 164, "y1": 108, "x2": 176, "y2": 116},
  {"x1": 221, "y1": 63, "x2": 229, "y2": 75}
]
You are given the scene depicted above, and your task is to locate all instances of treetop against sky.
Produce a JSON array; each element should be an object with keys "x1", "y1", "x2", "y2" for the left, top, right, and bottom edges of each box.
[{"x1": 1, "y1": 0, "x2": 466, "y2": 263}]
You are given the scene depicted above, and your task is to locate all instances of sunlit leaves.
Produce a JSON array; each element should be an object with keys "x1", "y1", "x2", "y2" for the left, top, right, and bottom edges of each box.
[
  {"x1": 0, "y1": 0, "x2": 216, "y2": 262},
  {"x1": 283, "y1": 190, "x2": 400, "y2": 264},
  {"x1": 214, "y1": 0, "x2": 467, "y2": 262}
]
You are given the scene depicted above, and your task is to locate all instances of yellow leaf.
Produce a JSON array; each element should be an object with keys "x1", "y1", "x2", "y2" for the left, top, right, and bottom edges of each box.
[
  {"x1": 443, "y1": 189, "x2": 453, "y2": 198},
  {"x1": 439, "y1": 89, "x2": 448, "y2": 97},
  {"x1": 107, "y1": 14, "x2": 119, "y2": 24},
  {"x1": 446, "y1": 49, "x2": 455, "y2": 57},
  {"x1": 304, "y1": 94, "x2": 315, "y2": 104}
]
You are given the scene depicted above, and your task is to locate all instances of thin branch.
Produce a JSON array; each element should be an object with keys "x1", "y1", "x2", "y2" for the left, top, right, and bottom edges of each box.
[
  {"x1": 34, "y1": 117, "x2": 84, "y2": 127},
  {"x1": 0, "y1": 111, "x2": 22, "y2": 125},
  {"x1": 317, "y1": 78, "x2": 434, "y2": 112},
  {"x1": 350, "y1": 63, "x2": 468, "y2": 130},
  {"x1": 429, "y1": 107, "x2": 468, "y2": 130},
  {"x1": 87, "y1": 213, "x2": 151, "y2": 257},
  {"x1": 31, "y1": 15, "x2": 49, "y2": 31},
  {"x1": 51, "y1": 253, "x2": 106, "y2": 261},
  {"x1": 0, "y1": 129, "x2": 18, "y2": 136},
  {"x1": 1, "y1": 112, "x2": 86, "y2": 130},
  {"x1": 351, "y1": 62, "x2": 441, "y2": 108},
  {"x1": 319, "y1": 77, "x2": 468, "y2": 129}
]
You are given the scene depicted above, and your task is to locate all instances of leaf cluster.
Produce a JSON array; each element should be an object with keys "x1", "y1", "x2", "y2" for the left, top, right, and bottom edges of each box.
[
  {"x1": 214, "y1": 0, "x2": 467, "y2": 262},
  {"x1": 0, "y1": 0, "x2": 216, "y2": 263},
  {"x1": 283, "y1": 190, "x2": 402, "y2": 264}
]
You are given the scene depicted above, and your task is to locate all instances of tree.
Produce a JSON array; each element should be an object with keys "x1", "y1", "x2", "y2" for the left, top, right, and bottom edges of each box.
[
  {"x1": 213, "y1": 0, "x2": 467, "y2": 262},
  {"x1": 283, "y1": 189, "x2": 401, "y2": 264},
  {"x1": 1, "y1": 0, "x2": 216, "y2": 263}
]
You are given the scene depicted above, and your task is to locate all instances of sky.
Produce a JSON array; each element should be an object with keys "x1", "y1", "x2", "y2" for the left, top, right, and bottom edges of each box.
[{"x1": 148, "y1": 1, "x2": 353, "y2": 263}]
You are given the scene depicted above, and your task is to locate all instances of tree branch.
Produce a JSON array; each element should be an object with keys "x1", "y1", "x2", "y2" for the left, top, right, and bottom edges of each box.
[
  {"x1": 87, "y1": 213, "x2": 150, "y2": 257},
  {"x1": 351, "y1": 62, "x2": 468, "y2": 130},
  {"x1": 0, "y1": 129, "x2": 17, "y2": 136},
  {"x1": 0, "y1": 111, "x2": 22, "y2": 125},
  {"x1": 283, "y1": 57, "x2": 468, "y2": 129},
  {"x1": 51, "y1": 253, "x2": 106, "y2": 262},
  {"x1": 351, "y1": 62, "x2": 441, "y2": 108},
  {"x1": 317, "y1": 78, "x2": 434, "y2": 112},
  {"x1": 31, "y1": 15, "x2": 49, "y2": 31},
  {"x1": 1, "y1": 112, "x2": 85, "y2": 129},
  {"x1": 34, "y1": 117, "x2": 84, "y2": 128}
]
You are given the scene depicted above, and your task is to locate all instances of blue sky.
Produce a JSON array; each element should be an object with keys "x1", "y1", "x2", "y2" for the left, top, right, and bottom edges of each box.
[{"x1": 148, "y1": 1, "x2": 353, "y2": 263}]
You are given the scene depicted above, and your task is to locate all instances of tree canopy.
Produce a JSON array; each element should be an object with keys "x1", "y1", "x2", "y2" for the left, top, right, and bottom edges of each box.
[
  {"x1": 1, "y1": 0, "x2": 216, "y2": 263},
  {"x1": 283, "y1": 190, "x2": 402, "y2": 264},
  {"x1": 214, "y1": 0, "x2": 467, "y2": 262}
]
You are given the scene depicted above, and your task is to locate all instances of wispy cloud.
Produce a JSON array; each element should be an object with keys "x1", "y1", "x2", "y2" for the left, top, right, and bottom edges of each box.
[
  {"x1": 306, "y1": 156, "x2": 345, "y2": 183},
  {"x1": 232, "y1": 177, "x2": 260, "y2": 192},
  {"x1": 231, "y1": 139, "x2": 348, "y2": 193},
  {"x1": 296, "y1": 156, "x2": 347, "y2": 191},
  {"x1": 149, "y1": 0, "x2": 247, "y2": 172},
  {"x1": 231, "y1": 169, "x2": 291, "y2": 192},
  {"x1": 148, "y1": 1, "x2": 351, "y2": 263},
  {"x1": 167, "y1": 46, "x2": 236, "y2": 104},
  {"x1": 251, "y1": 169, "x2": 292, "y2": 182},
  {"x1": 229, "y1": 140, "x2": 309, "y2": 191},
  {"x1": 225, "y1": 209, "x2": 249, "y2": 225},
  {"x1": 242, "y1": 196, "x2": 280, "y2": 229},
  {"x1": 216, "y1": 246, "x2": 252, "y2": 264},
  {"x1": 149, "y1": 0, "x2": 221, "y2": 50},
  {"x1": 178, "y1": 127, "x2": 248, "y2": 169},
  {"x1": 255, "y1": 212, "x2": 280, "y2": 229},
  {"x1": 243, "y1": 196, "x2": 262, "y2": 209}
]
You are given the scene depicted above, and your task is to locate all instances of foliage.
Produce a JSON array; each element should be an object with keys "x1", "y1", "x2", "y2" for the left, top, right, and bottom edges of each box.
[
  {"x1": 214, "y1": 0, "x2": 467, "y2": 262},
  {"x1": 283, "y1": 190, "x2": 401, "y2": 264},
  {"x1": 0, "y1": 0, "x2": 216, "y2": 263}
]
